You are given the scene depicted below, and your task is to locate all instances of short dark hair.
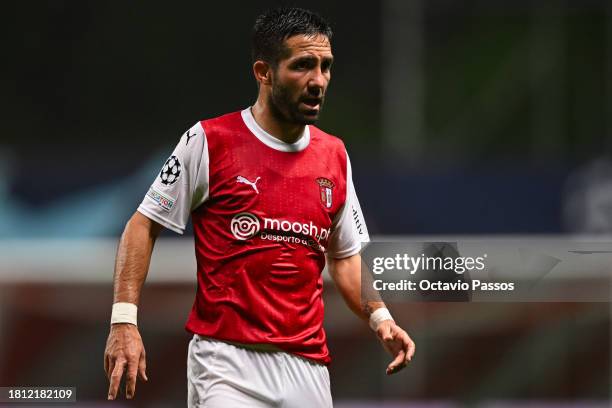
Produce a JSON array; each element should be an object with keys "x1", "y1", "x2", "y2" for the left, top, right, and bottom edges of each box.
[{"x1": 252, "y1": 7, "x2": 333, "y2": 67}]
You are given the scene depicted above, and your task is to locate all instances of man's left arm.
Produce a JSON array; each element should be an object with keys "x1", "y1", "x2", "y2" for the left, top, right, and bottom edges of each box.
[
  {"x1": 328, "y1": 253, "x2": 416, "y2": 375},
  {"x1": 327, "y1": 149, "x2": 415, "y2": 373}
]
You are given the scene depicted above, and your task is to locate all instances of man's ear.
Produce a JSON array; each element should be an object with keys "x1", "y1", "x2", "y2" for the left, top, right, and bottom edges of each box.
[{"x1": 253, "y1": 60, "x2": 273, "y2": 86}]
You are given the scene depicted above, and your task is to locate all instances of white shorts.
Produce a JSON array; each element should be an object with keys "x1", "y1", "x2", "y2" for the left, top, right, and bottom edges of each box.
[{"x1": 187, "y1": 335, "x2": 333, "y2": 408}]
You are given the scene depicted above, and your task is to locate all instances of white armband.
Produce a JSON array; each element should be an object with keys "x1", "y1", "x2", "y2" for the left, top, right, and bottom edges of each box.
[
  {"x1": 369, "y1": 307, "x2": 393, "y2": 331},
  {"x1": 110, "y1": 302, "x2": 138, "y2": 326}
]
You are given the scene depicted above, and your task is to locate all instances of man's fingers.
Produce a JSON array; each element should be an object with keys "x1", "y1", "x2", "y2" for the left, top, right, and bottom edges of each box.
[
  {"x1": 389, "y1": 348, "x2": 406, "y2": 368},
  {"x1": 377, "y1": 323, "x2": 416, "y2": 374},
  {"x1": 125, "y1": 358, "x2": 139, "y2": 399},
  {"x1": 105, "y1": 356, "x2": 116, "y2": 383},
  {"x1": 108, "y1": 359, "x2": 126, "y2": 400},
  {"x1": 392, "y1": 327, "x2": 416, "y2": 363},
  {"x1": 138, "y1": 351, "x2": 148, "y2": 382},
  {"x1": 386, "y1": 349, "x2": 406, "y2": 375},
  {"x1": 387, "y1": 361, "x2": 407, "y2": 375},
  {"x1": 387, "y1": 349, "x2": 406, "y2": 370},
  {"x1": 396, "y1": 330, "x2": 415, "y2": 363},
  {"x1": 104, "y1": 354, "x2": 110, "y2": 380},
  {"x1": 405, "y1": 338, "x2": 416, "y2": 362}
]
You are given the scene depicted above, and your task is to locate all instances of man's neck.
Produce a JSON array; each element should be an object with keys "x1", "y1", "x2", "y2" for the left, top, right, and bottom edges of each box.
[{"x1": 251, "y1": 101, "x2": 305, "y2": 144}]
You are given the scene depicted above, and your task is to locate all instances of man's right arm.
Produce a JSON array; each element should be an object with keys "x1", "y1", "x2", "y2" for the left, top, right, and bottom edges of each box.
[
  {"x1": 104, "y1": 211, "x2": 162, "y2": 400},
  {"x1": 103, "y1": 121, "x2": 208, "y2": 400}
]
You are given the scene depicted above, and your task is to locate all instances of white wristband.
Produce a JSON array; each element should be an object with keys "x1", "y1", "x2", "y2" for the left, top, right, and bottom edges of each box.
[
  {"x1": 111, "y1": 302, "x2": 138, "y2": 326},
  {"x1": 369, "y1": 307, "x2": 393, "y2": 331}
]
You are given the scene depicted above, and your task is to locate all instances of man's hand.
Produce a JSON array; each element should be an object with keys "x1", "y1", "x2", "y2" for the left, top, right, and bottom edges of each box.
[
  {"x1": 104, "y1": 323, "x2": 148, "y2": 400},
  {"x1": 376, "y1": 320, "x2": 416, "y2": 375}
]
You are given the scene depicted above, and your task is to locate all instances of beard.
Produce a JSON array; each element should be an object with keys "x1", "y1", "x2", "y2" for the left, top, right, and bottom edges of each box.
[{"x1": 268, "y1": 78, "x2": 324, "y2": 126}]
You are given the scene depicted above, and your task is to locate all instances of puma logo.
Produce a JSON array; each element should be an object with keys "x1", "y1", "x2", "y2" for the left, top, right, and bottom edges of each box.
[
  {"x1": 184, "y1": 130, "x2": 196, "y2": 146},
  {"x1": 236, "y1": 176, "x2": 261, "y2": 194}
]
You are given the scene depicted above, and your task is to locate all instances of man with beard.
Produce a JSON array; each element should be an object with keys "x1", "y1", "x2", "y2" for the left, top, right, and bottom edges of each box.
[{"x1": 104, "y1": 7, "x2": 415, "y2": 407}]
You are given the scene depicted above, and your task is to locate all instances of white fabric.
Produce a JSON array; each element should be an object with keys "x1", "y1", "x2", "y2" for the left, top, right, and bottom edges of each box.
[
  {"x1": 187, "y1": 335, "x2": 332, "y2": 408},
  {"x1": 369, "y1": 307, "x2": 394, "y2": 331},
  {"x1": 241, "y1": 108, "x2": 310, "y2": 152},
  {"x1": 137, "y1": 122, "x2": 209, "y2": 234},
  {"x1": 327, "y1": 152, "x2": 370, "y2": 259},
  {"x1": 110, "y1": 302, "x2": 137, "y2": 326}
]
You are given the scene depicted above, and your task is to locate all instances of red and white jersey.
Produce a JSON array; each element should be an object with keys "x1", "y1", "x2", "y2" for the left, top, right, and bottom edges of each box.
[{"x1": 138, "y1": 108, "x2": 369, "y2": 364}]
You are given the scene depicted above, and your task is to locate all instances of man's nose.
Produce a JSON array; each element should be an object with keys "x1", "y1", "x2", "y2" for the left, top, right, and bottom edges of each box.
[{"x1": 307, "y1": 68, "x2": 327, "y2": 94}]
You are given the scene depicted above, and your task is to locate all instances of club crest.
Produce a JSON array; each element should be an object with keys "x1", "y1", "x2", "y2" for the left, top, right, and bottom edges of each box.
[{"x1": 316, "y1": 177, "x2": 334, "y2": 208}]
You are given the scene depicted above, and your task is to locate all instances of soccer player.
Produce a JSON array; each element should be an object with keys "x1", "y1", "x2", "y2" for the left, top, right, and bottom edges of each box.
[{"x1": 104, "y1": 7, "x2": 415, "y2": 407}]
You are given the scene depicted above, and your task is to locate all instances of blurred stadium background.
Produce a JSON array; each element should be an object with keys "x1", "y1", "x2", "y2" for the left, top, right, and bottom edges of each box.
[{"x1": 1, "y1": 0, "x2": 611, "y2": 406}]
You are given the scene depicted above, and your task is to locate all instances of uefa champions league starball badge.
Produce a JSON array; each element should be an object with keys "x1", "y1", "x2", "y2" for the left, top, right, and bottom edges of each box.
[{"x1": 159, "y1": 155, "x2": 181, "y2": 185}]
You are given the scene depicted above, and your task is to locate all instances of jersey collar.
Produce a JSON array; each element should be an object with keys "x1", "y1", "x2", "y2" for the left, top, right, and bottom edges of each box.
[{"x1": 241, "y1": 107, "x2": 310, "y2": 152}]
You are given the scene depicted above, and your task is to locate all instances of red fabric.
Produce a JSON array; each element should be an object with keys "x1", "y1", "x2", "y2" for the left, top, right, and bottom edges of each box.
[{"x1": 185, "y1": 111, "x2": 347, "y2": 365}]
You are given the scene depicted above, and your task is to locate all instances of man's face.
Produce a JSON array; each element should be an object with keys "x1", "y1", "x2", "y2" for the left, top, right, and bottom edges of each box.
[{"x1": 268, "y1": 34, "x2": 333, "y2": 125}]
